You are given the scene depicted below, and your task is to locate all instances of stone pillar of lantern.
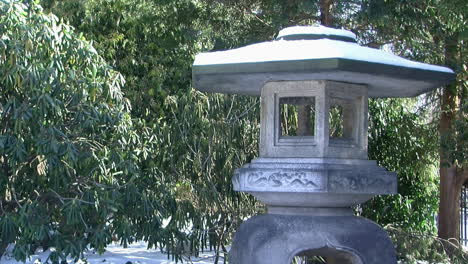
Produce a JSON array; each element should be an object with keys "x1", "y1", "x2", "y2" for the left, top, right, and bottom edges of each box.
[{"x1": 191, "y1": 25, "x2": 455, "y2": 264}]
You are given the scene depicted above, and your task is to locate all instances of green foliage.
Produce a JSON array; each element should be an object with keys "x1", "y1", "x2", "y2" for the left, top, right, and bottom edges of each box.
[
  {"x1": 38, "y1": 0, "x2": 267, "y2": 260},
  {"x1": 358, "y1": 0, "x2": 467, "y2": 169},
  {"x1": 37, "y1": 0, "x2": 265, "y2": 261},
  {"x1": 42, "y1": 0, "x2": 226, "y2": 119},
  {"x1": 362, "y1": 98, "x2": 440, "y2": 232},
  {"x1": 356, "y1": 0, "x2": 467, "y2": 244},
  {"x1": 386, "y1": 226, "x2": 468, "y2": 264},
  {"x1": 154, "y1": 92, "x2": 262, "y2": 258},
  {"x1": 0, "y1": 1, "x2": 172, "y2": 262}
]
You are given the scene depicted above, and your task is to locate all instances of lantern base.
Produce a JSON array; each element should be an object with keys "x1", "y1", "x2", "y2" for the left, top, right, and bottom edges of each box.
[{"x1": 229, "y1": 214, "x2": 396, "y2": 264}]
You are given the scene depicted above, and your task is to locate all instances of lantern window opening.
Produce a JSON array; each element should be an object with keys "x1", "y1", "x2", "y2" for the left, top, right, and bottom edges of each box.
[
  {"x1": 271, "y1": 88, "x2": 320, "y2": 148},
  {"x1": 329, "y1": 104, "x2": 344, "y2": 138},
  {"x1": 279, "y1": 96, "x2": 316, "y2": 137},
  {"x1": 328, "y1": 97, "x2": 358, "y2": 148}
]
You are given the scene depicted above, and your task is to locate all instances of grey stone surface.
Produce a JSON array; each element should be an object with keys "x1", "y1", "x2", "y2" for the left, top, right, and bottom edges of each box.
[
  {"x1": 251, "y1": 157, "x2": 377, "y2": 165},
  {"x1": 192, "y1": 59, "x2": 454, "y2": 98},
  {"x1": 229, "y1": 214, "x2": 397, "y2": 264},
  {"x1": 233, "y1": 157, "x2": 397, "y2": 207},
  {"x1": 260, "y1": 81, "x2": 368, "y2": 159},
  {"x1": 250, "y1": 192, "x2": 374, "y2": 208},
  {"x1": 267, "y1": 206, "x2": 354, "y2": 216}
]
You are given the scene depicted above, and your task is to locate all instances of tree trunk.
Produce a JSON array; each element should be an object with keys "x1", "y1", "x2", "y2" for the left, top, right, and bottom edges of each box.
[
  {"x1": 319, "y1": 0, "x2": 333, "y2": 26},
  {"x1": 438, "y1": 167, "x2": 462, "y2": 241},
  {"x1": 297, "y1": 105, "x2": 312, "y2": 136},
  {"x1": 438, "y1": 33, "x2": 463, "y2": 244},
  {"x1": 296, "y1": 0, "x2": 334, "y2": 137}
]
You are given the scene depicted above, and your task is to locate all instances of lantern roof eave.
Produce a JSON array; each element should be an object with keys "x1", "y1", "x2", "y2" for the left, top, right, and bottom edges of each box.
[
  {"x1": 192, "y1": 31, "x2": 455, "y2": 97},
  {"x1": 193, "y1": 57, "x2": 455, "y2": 98}
]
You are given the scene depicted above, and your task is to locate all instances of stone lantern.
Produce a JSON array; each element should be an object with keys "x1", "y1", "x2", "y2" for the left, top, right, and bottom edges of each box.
[{"x1": 192, "y1": 26, "x2": 454, "y2": 264}]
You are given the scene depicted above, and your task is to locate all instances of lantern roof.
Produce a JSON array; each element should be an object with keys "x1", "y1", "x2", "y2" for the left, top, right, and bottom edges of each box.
[{"x1": 192, "y1": 25, "x2": 455, "y2": 98}]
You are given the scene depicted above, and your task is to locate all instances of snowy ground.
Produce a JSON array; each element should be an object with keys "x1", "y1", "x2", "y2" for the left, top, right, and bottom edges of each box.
[
  {"x1": 1, "y1": 242, "x2": 220, "y2": 264},
  {"x1": 2, "y1": 242, "x2": 465, "y2": 264}
]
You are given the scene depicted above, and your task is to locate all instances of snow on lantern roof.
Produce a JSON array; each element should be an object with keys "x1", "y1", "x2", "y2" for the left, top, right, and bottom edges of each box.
[
  {"x1": 276, "y1": 25, "x2": 357, "y2": 42},
  {"x1": 192, "y1": 25, "x2": 455, "y2": 98}
]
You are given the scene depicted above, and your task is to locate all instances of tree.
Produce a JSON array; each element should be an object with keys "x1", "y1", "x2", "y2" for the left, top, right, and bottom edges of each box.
[
  {"x1": 39, "y1": 0, "x2": 265, "y2": 261},
  {"x1": 3, "y1": 0, "x2": 456, "y2": 262},
  {"x1": 358, "y1": 0, "x2": 467, "y2": 244},
  {"x1": 0, "y1": 1, "x2": 174, "y2": 262}
]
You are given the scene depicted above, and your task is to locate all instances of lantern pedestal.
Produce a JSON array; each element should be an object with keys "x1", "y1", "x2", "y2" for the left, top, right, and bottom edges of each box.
[{"x1": 229, "y1": 214, "x2": 396, "y2": 264}]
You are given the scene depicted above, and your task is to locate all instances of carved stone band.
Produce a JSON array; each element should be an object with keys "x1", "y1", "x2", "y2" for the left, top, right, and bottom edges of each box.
[{"x1": 233, "y1": 166, "x2": 396, "y2": 195}]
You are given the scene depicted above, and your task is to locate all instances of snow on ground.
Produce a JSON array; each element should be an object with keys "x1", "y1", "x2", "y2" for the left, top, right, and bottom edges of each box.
[
  {"x1": 2, "y1": 241, "x2": 465, "y2": 264},
  {"x1": 1, "y1": 242, "x2": 219, "y2": 264}
]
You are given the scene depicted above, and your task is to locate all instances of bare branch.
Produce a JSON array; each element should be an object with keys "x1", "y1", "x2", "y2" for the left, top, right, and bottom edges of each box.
[{"x1": 49, "y1": 189, "x2": 95, "y2": 205}]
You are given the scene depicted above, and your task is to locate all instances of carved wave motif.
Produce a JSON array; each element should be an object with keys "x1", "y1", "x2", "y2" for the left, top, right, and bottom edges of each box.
[
  {"x1": 329, "y1": 172, "x2": 394, "y2": 193},
  {"x1": 246, "y1": 171, "x2": 320, "y2": 189}
]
